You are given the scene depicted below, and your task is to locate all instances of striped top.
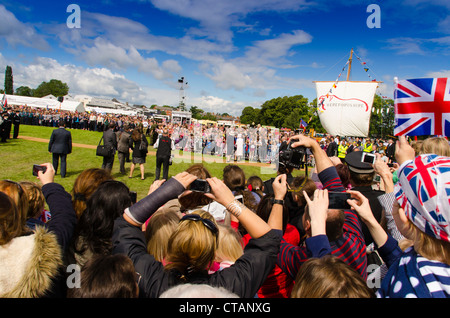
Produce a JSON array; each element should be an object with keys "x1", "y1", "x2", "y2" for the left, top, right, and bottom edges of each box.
[
  {"x1": 377, "y1": 244, "x2": 450, "y2": 298},
  {"x1": 277, "y1": 166, "x2": 368, "y2": 280}
]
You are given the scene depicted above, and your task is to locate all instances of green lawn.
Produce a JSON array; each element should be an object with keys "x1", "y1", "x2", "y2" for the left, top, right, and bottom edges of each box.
[{"x1": 0, "y1": 125, "x2": 310, "y2": 201}]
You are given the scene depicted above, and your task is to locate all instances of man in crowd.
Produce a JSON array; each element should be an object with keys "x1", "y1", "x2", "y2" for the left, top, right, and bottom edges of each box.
[
  {"x1": 154, "y1": 129, "x2": 174, "y2": 180},
  {"x1": 102, "y1": 122, "x2": 117, "y2": 172},
  {"x1": 344, "y1": 150, "x2": 385, "y2": 247},
  {"x1": 48, "y1": 120, "x2": 72, "y2": 178},
  {"x1": 116, "y1": 124, "x2": 132, "y2": 175},
  {"x1": 12, "y1": 110, "x2": 20, "y2": 139}
]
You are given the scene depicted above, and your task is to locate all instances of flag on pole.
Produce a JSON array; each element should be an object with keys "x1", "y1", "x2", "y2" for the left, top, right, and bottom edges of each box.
[
  {"x1": 300, "y1": 119, "x2": 308, "y2": 129},
  {"x1": 394, "y1": 77, "x2": 450, "y2": 136}
]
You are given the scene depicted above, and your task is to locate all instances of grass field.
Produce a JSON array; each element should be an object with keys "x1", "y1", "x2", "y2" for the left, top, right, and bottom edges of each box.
[{"x1": 0, "y1": 125, "x2": 315, "y2": 201}]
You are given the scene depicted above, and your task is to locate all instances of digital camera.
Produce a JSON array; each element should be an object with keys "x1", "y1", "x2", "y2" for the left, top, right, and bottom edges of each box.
[{"x1": 278, "y1": 139, "x2": 307, "y2": 170}]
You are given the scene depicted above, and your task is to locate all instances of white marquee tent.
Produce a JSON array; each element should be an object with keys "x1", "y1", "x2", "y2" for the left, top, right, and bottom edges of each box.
[{"x1": 4, "y1": 94, "x2": 85, "y2": 113}]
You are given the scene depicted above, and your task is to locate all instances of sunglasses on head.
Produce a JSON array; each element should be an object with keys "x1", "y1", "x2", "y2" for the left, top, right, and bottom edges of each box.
[
  {"x1": 3, "y1": 180, "x2": 25, "y2": 196},
  {"x1": 180, "y1": 213, "x2": 219, "y2": 237}
]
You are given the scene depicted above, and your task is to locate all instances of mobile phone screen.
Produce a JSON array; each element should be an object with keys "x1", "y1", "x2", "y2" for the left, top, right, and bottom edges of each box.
[
  {"x1": 190, "y1": 179, "x2": 210, "y2": 193},
  {"x1": 362, "y1": 153, "x2": 376, "y2": 164},
  {"x1": 328, "y1": 192, "x2": 351, "y2": 209}
]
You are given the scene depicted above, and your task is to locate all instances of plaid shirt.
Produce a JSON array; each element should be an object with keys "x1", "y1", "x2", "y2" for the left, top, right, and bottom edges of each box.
[{"x1": 277, "y1": 166, "x2": 368, "y2": 280}]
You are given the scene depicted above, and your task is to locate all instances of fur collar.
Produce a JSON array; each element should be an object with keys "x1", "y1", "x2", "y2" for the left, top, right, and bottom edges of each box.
[{"x1": 0, "y1": 226, "x2": 63, "y2": 298}]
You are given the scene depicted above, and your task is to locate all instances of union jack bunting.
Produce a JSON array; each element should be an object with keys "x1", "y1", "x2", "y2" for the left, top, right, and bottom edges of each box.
[
  {"x1": 394, "y1": 77, "x2": 450, "y2": 136},
  {"x1": 395, "y1": 154, "x2": 450, "y2": 243}
]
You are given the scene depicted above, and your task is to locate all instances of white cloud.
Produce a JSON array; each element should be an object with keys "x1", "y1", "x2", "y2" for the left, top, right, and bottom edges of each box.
[
  {"x1": 207, "y1": 62, "x2": 253, "y2": 90},
  {"x1": 426, "y1": 69, "x2": 450, "y2": 78},
  {"x1": 149, "y1": 0, "x2": 313, "y2": 42},
  {"x1": 192, "y1": 94, "x2": 258, "y2": 116},
  {"x1": 6, "y1": 56, "x2": 143, "y2": 100},
  {"x1": 0, "y1": 5, "x2": 49, "y2": 50}
]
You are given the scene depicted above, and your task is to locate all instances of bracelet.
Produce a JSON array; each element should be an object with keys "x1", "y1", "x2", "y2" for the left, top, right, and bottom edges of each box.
[
  {"x1": 225, "y1": 199, "x2": 245, "y2": 218},
  {"x1": 272, "y1": 199, "x2": 285, "y2": 205}
]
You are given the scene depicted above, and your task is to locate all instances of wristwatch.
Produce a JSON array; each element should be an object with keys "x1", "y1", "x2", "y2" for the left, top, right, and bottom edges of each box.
[{"x1": 272, "y1": 199, "x2": 285, "y2": 205}]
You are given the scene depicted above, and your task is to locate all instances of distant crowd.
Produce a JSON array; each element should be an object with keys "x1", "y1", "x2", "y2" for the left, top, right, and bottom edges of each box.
[{"x1": 2, "y1": 104, "x2": 450, "y2": 300}]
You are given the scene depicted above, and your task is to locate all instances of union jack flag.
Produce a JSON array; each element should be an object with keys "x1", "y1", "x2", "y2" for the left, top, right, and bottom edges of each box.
[
  {"x1": 394, "y1": 77, "x2": 450, "y2": 136},
  {"x1": 395, "y1": 154, "x2": 450, "y2": 243}
]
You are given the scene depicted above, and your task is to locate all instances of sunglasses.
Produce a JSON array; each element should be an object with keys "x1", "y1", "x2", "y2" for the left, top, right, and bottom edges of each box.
[
  {"x1": 2, "y1": 180, "x2": 25, "y2": 197},
  {"x1": 180, "y1": 213, "x2": 219, "y2": 237}
]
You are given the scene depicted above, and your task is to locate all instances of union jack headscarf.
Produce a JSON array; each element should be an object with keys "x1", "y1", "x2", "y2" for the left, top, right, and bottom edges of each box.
[{"x1": 395, "y1": 154, "x2": 450, "y2": 243}]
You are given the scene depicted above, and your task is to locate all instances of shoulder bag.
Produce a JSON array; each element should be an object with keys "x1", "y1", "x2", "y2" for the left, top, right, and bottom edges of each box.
[{"x1": 96, "y1": 136, "x2": 112, "y2": 157}]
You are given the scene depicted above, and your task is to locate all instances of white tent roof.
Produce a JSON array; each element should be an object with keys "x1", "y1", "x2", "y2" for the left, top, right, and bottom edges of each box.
[
  {"x1": 85, "y1": 106, "x2": 137, "y2": 116},
  {"x1": 5, "y1": 94, "x2": 85, "y2": 113}
]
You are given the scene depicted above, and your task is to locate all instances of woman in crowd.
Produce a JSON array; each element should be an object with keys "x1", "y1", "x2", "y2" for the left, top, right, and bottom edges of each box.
[
  {"x1": 145, "y1": 209, "x2": 180, "y2": 264},
  {"x1": 291, "y1": 255, "x2": 375, "y2": 298},
  {"x1": 66, "y1": 254, "x2": 139, "y2": 298},
  {"x1": 240, "y1": 193, "x2": 301, "y2": 298},
  {"x1": 72, "y1": 168, "x2": 113, "y2": 220},
  {"x1": 347, "y1": 136, "x2": 450, "y2": 297},
  {"x1": 20, "y1": 181, "x2": 46, "y2": 229},
  {"x1": 214, "y1": 224, "x2": 244, "y2": 270},
  {"x1": 112, "y1": 171, "x2": 291, "y2": 298},
  {"x1": 67, "y1": 180, "x2": 132, "y2": 268},
  {"x1": 129, "y1": 128, "x2": 148, "y2": 180},
  {"x1": 0, "y1": 163, "x2": 76, "y2": 297}
]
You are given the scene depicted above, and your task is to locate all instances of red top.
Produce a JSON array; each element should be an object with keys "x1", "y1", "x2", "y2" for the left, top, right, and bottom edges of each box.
[{"x1": 232, "y1": 221, "x2": 300, "y2": 298}]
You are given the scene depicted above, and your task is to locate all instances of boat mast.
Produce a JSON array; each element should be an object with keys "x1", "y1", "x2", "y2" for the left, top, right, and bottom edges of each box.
[{"x1": 346, "y1": 48, "x2": 353, "y2": 81}]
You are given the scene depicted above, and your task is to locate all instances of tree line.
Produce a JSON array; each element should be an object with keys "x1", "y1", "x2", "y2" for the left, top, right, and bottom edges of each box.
[{"x1": 3, "y1": 65, "x2": 394, "y2": 137}]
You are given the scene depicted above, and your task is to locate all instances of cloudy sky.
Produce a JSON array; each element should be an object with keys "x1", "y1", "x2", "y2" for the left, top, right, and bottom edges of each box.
[{"x1": 0, "y1": 0, "x2": 449, "y2": 115}]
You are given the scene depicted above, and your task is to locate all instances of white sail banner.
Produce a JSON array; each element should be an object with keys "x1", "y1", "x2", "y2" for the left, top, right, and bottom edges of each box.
[{"x1": 315, "y1": 81, "x2": 378, "y2": 137}]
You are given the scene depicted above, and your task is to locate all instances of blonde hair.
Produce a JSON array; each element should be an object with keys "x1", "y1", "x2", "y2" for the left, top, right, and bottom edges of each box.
[
  {"x1": 403, "y1": 220, "x2": 450, "y2": 265},
  {"x1": 165, "y1": 210, "x2": 218, "y2": 276},
  {"x1": 145, "y1": 210, "x2": 180, "y2": 262},
  {"x1": 291, "y1": 255, "x2": 375, "y2": 298},
  {"x1": 410, "y1": 140, "x2": 423, "y2": 156},
  {"x1": 20, "y1": 181, "x2": 45, "y2": 219},
  {"x1": 421, "y1": 137, "x2": 450, "y2": 157},
  {"x1": 215, "y1": 224, "x2": 243, "y2": 264}
]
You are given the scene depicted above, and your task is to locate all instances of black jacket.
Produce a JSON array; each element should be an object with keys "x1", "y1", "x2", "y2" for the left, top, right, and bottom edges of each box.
[
  {"x1": 112, "y1": 177, "x2": 281, "y2": 298},
  {"x1": 351, "y1": 185, "x2": 385, "y2": 246},
  {"x1": 103, "y1": 128, "x2": 117, "y2": 152},
  {"x1": 156, "y1": 135, "x2": 172, "y2": 158},
  {"x1": 48, "y1": 127, "x2": 72, "y2": 154},
  {"x1": 113, "y1": 217, "x2": 280, "y2": 298}
]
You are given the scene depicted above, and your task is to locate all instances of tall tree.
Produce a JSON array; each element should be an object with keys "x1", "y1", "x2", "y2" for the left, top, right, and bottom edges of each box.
[
  {"x1": 33, "y1": 79, "x2": 69, "y2": 98},
  {"x1": 4, "y1": 66, "x2": 13, "y2": 95}
]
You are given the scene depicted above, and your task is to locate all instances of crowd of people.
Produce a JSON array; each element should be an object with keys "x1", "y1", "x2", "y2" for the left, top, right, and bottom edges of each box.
[{"x1": 2, "y1": 100, "x2": 450, "y2": 299}]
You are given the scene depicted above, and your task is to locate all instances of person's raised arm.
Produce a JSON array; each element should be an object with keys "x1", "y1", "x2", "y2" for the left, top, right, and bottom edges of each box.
[
  {"x1": 205, "y1": 177, "x2": 272, "y2": 238},
  {"x1": 303, "y1": 189, "x2": 329, "y2": 237},
  {"x1": 123, "y1": 172, "x2": 197, "y2": 226},
  {"x1": 289, "y1": 134, "x2": 333, "y2": 174},
  {"x1": 37, "y1": 162, "x2": 77, "y2": 252},
  {"x1": 347, "y1": 190, "x2": 388, "y2": 247},
  {"x1": 267, "y1": 174, "x2": 287, "y2": 231},
  {"x1": 373, "y1": 153, "x2": 394, "y2": 193},
  {"x1": 395, "y1": 135, "x2": 416, "y2": 167}
]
